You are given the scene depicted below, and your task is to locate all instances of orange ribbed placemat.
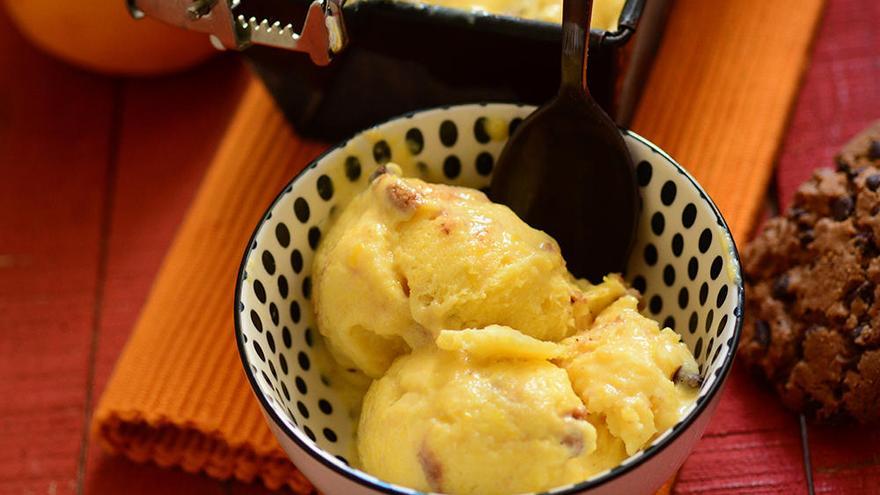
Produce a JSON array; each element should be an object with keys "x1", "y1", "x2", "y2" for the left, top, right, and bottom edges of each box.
[
  {"x1": 92, "y1": 0, "x2": 824, "y2": 492},
  {"x1": 632, "y1": 0, "x2": 824, "y2": 246}
]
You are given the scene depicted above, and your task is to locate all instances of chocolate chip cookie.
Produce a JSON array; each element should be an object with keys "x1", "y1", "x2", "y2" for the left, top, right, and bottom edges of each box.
[{"x1": 741, "y1": 121, "x2": 880, "y2": 423}]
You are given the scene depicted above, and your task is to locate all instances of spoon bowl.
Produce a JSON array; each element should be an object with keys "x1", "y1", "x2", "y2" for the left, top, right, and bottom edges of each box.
[{"x1": 490, "y1": 0, "x2": 639, "y2": 282}]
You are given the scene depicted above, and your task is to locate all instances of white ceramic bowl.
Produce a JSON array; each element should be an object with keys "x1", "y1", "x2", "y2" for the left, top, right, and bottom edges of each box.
[{"x1": 234, "y1": 104, "x2": 743, "y2": 495}]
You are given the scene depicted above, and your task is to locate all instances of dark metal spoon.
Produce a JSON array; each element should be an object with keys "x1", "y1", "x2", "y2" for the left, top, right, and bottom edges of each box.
[{"x1": 489, "y1": 0, "x2": 639, "y2": 282}]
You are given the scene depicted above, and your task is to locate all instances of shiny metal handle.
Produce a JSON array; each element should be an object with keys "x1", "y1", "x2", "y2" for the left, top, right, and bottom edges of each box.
[{"x1": 127, "y1": 0, "x2": 347, "y2": 66}]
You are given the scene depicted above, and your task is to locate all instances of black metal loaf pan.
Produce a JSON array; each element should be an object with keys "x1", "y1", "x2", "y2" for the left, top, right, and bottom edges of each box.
[{"x1": 240, "y1": 0, "x2": 669, "y2": 139}]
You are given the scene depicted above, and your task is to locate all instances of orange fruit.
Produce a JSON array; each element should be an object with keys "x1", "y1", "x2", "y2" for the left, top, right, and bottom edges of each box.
[{"x1": 3, "y1": 0, "x2": 218, "y2": 76}]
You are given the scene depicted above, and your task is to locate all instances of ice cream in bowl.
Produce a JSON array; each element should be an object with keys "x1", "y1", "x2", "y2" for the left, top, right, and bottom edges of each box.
[{"x1": 234, "y1": 103, "x2": 743, "y2": 495}]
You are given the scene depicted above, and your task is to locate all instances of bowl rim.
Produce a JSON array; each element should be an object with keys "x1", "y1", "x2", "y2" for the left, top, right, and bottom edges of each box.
[{"x1": 233, "y1": 103, "x2": 744, "y2": 495}]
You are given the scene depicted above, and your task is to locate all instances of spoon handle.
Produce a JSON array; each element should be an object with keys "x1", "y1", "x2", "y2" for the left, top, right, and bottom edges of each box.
[{"x1": 560, "y1": 0, "x2": 594, "y2": 95}]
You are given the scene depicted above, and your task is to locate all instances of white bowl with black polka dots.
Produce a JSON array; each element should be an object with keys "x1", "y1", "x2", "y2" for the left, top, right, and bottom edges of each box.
[{"x1": 234, "y1": 104, "x2": 743, "y2": 495}]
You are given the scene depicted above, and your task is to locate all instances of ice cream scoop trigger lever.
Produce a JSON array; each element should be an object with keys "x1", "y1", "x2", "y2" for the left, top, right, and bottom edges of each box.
[{"x1": 129, "y1": 0, "x2": 348, "y2": 65}]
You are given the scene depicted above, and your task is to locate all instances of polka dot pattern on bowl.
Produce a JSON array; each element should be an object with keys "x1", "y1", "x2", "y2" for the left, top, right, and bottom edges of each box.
[
  {"x1": 625, "y1": 151, "x2": 741, "y2": 382},
  {"x1": 235, "y1": 104, "x2": 743, "y2": 495}
]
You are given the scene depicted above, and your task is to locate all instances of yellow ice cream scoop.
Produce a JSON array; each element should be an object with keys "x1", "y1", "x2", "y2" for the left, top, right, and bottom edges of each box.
[
  {"x1": 358, "y1": 327, "x2": 598, "y2": 495},
  {"x1": 357, "y1": 305, "x2": 701, "y2": 495},
  {"x1": 313, "y1": 169, "x2": 596, "y2": 377},
  {"x1": 556, "y1": 295, "x2": 700, "y2": 455}
]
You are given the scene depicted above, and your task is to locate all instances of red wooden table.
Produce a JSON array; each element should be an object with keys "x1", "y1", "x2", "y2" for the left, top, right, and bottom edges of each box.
[{"x1": 0, "y1": 1, "x2": 877, "y2": 494}]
